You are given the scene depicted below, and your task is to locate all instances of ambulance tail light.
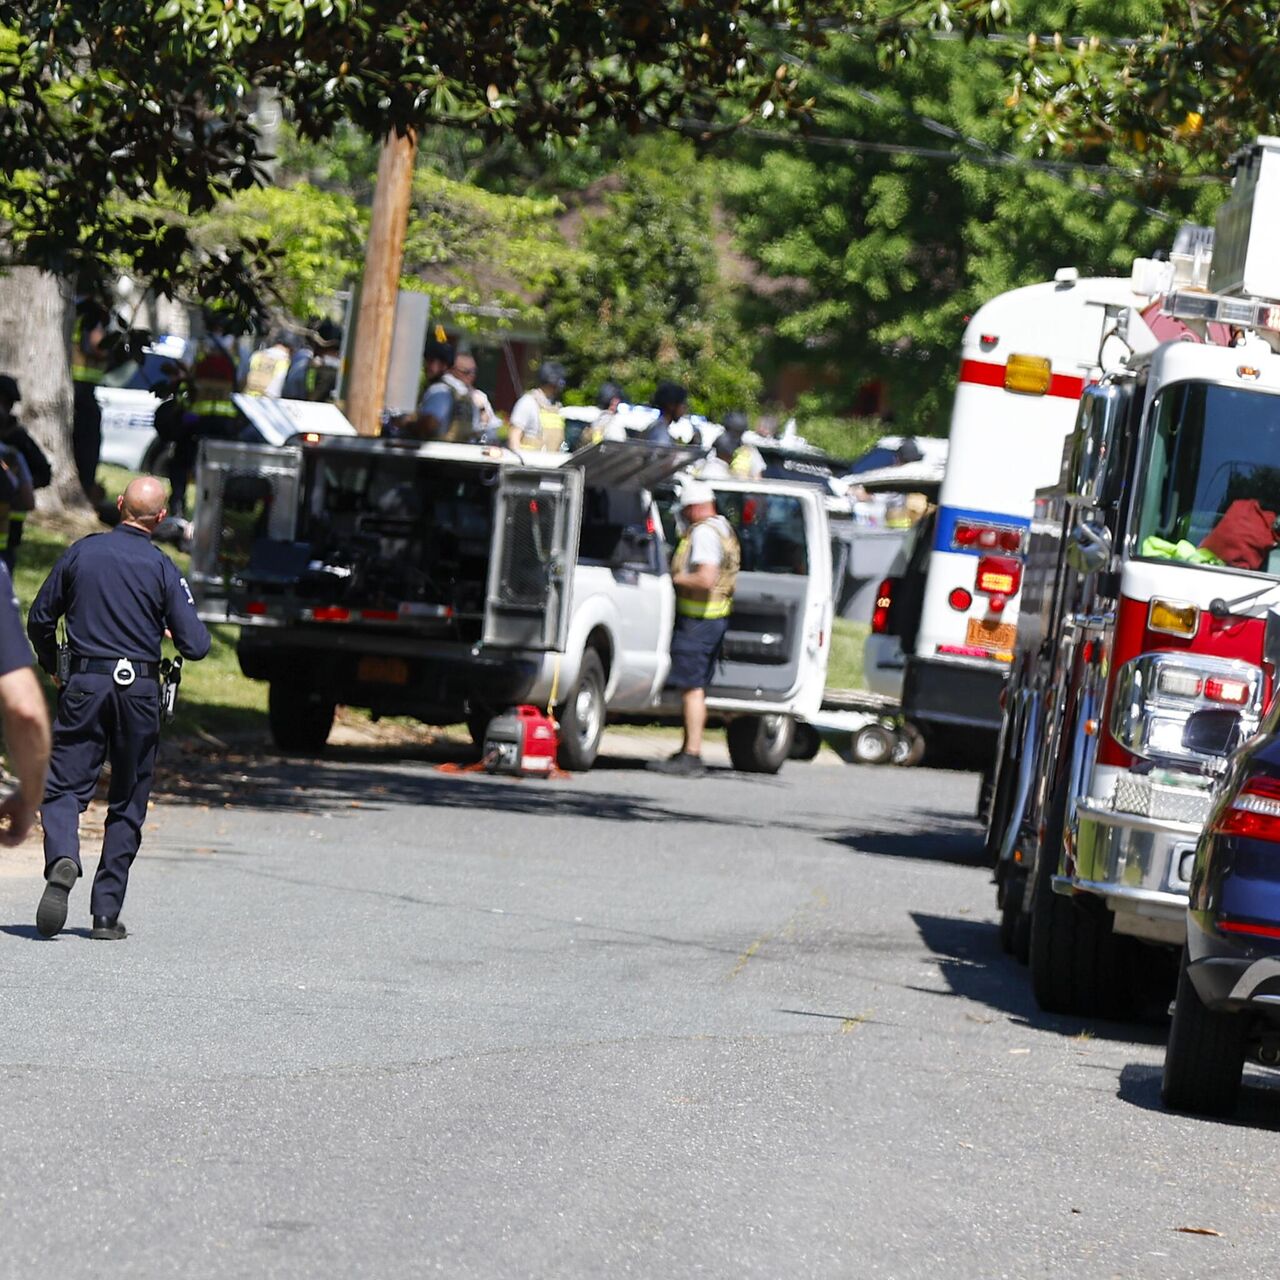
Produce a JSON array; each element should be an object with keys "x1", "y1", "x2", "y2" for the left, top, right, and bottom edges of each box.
[
  {"x1": 975, "y1": 556, "x2": 1021, "y2": 598},
  {"x1": 952, "y1": 522, "x2": 1026, "y2": 554},
  {"x1": 871, "y1": 578, "x2": 896, "y2": 634},
  {"x1": 1004, "y1": 354, "x2": 1053, "y2": 395}
]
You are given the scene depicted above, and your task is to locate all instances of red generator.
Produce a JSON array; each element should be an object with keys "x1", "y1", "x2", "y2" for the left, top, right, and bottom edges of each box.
[{"x1": 484, "y1": 706, "x2": 559, "y2": 776}]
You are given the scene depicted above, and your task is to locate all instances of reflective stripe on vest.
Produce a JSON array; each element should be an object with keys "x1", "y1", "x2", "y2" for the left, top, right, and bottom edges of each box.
[{"x1": 672, "y1": 519, "x2": 740, "y2": 620}]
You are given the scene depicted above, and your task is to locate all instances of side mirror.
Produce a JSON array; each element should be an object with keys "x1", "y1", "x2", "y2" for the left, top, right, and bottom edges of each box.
[{"x1": 1065, "y1": 520, "x2": 1112, "y2": 575}]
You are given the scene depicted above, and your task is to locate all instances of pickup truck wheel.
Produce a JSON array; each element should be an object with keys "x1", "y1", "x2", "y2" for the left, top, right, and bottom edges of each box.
[
  {"x1": 1162, "y1": 948, "x2": 1246, "y2": 1117},
  {"x1": 789, "y1": 723, "x2": 822, "y2": 761},
  {"x1": 268, "y1": 682, "x2": 335, "y2": 754},
  {"x1": 727, "y1": 714, "x2": 794, "y2": 774},
  {"x1": 557, "y1": 649, "x2": 605, "y2": 771}
]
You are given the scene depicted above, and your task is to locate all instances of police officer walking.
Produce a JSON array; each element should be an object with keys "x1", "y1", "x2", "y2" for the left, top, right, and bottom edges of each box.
[{"x1": 28, "y1": 476, "x2": 211, "y2": 940}]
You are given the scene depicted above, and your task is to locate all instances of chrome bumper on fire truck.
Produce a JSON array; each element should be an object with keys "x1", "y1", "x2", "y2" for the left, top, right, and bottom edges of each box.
[{"x1": 1053, "y1": 774, "x2": 1213, "y2": 946}]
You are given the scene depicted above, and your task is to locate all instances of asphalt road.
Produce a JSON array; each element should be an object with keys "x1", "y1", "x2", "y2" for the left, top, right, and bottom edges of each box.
[{"x1": 1, "y1": 736, "x2": 1278, "y2": 1278}]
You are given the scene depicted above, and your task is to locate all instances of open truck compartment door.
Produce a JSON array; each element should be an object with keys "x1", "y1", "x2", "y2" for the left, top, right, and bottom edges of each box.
[
  {"x1": 483, "y1": 465, "x2": 584, "y2": 650},
  {"x1": 190, "y1": 440, "x2": 301, "y2": 619},
  {"x1": 705, "y1": 482, "x2": 832, "y2": 713},
  {"x1": 565, "y1": 438, "x2": 702, "y2": 490}
]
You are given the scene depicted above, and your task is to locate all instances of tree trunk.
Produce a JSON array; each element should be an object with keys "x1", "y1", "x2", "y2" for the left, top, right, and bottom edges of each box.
[
  {"x1": 0, "y1": 269, "x2": 81, "y2": 512},
  {"x1": 346, "y1": 128, "x2": 418, "y2": 436}
]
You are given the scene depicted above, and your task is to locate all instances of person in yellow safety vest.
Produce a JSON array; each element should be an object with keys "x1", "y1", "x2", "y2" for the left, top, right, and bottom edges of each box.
[
  {"x1": 576, "y1": 380, "x2": 626, "y2": 449},
  {"x1": 648, "y1": 479, "x2": 741, "y2": 778},
  {"x1": 508, "y1": 361, "x2": 567, "y2": 452},
  {"x1": 244, "y1": 332, "x2": 293, "y2": 397},
  {"x1": 720, "y1": 410, "x2": 766, "y2": 480},
  {"x1": 0, "y1": 375, "x2": 47, "y2": 572}
]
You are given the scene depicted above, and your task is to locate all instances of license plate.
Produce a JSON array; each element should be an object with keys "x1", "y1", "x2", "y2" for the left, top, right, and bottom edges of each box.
[
  {"x1": 357, "y1": 656, "x2": 409, "y2": 685},
  {"x1": 966, "y1": 618, "x2": 1017, "y2": 653}
]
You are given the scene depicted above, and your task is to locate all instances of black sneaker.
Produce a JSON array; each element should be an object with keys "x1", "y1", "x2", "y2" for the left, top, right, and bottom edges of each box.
[
  {"x1": 646, "y1": 752, "x2": 705, "y2": 777},
  {"x1": 90, "y1": 916, "x2": 127, "y2": 941},
  {"x1": 36, "y1": 858, "x2": 79, "y2": 939}
]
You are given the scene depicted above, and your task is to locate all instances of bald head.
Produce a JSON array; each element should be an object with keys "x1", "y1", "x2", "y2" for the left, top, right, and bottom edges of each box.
[{"x1": 118, "y1": 476, "x2": 168, "y2": 528}]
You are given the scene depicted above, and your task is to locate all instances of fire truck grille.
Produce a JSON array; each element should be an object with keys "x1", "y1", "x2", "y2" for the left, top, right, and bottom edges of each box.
[{"x1": 1111, "y1": 776, "x2": 1213, "y2": 826}]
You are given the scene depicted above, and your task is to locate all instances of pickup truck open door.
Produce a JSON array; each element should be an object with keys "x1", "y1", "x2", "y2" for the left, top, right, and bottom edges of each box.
[
  {"x1": 483, "y1": 465, "x2": 584, "y2": 650},
  {"x1": 189, "y1": 440, "x2": 302, "y2": 621}
]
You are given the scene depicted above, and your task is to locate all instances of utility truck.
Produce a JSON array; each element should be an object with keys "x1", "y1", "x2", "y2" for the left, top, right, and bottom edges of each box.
[
  {"x1": 189, "y1": 436, "x2": 832, "y2": 772},
  {"x1": 989, "y1": 136, "x2": 1280, "y2": 1018}
]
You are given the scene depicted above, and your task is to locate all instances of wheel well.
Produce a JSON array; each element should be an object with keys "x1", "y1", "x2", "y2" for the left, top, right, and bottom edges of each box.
[{"x1": 585, "y1": 626, "x2": 613, "y2": 679}]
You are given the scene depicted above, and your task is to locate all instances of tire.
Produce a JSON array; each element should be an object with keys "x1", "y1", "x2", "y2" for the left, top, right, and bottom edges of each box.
[
  {"x1": 1162, "y1": 948, "x2": 1246, "y2": 1117},
  {"x1": 268, "y1": 681, "x2": 335, "y2": 754},
  {"x1": 1028, "y1": 775, "x2": 1136, "y2": 1019},
  {"x1": 891, "y1": 723, "x2": 925, "y2": 767},
  {"x1": 998, "y1": 870, "x2": 1025, "y2": 956},
  {"x1": 850, "y1": 723, "x2": 894, "y2": 766},
  {"x1": 727, "y1": 714, "x2": 795, "y2": 774},
  {"x1": 789, "y1": 723, "x2": 822, "y2": 762},
  {"x1": 556, "y1": 649, "x2": 606, "y2": 771}
]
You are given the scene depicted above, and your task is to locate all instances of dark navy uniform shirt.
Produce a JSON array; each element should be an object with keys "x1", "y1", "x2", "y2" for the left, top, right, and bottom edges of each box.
[
  {"x1": 27, "y1": 524, "x2": 211, "y2": 673},
  {"x1": 0, "y1": 563, "x2": 34, "y2": 676}
]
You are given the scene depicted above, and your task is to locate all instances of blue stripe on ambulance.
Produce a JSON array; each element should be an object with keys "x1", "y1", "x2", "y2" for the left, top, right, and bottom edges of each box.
[{"x1": 933, "y1": 505, "x2": 1032, "y2": 558}]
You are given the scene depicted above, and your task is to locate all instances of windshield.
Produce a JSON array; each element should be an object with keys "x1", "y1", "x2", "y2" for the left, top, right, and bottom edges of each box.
[{"x1": 1136, "y1": 380, "x2": 1280, "y2": 575}]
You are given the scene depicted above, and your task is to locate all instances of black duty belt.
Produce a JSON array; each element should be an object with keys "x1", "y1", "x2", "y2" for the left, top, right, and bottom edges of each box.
[{"x1": 71, "y1": 657, "x2": 158, "y2": 683}]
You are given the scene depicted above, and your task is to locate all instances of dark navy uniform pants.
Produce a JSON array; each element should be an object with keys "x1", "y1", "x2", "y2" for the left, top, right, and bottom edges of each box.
[{"x1": 42, "y1": 673, "x2": 160, "y2": 919}]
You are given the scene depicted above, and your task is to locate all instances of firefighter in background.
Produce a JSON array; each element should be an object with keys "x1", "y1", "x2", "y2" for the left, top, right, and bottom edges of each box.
[
  {"x1": 0, "y1": 376, "x2": 52, "y2": 570},
  {"x1": 164, "y1": 321, "x2": 241, "y2": 519},
  {"x1": 648, "y1": 479, "x2": 740, "y2": 778},
  {"x1": 721, "y1": 411, "x2": 766, "y2": 480},
  {"x1": 244, "y1": 331, "x2": 293, "y2": 397},
  {"x1": 508, "y1": 361, "x2": 567, "y2": 452},
  {"x1": 576, "y1": 380, "x2": 626, "y2": 449}
]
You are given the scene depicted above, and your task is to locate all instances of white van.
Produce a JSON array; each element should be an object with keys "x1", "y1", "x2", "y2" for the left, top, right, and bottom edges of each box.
[{"x1": 190, "y1": 437, "x2": 832, "y2": 773}]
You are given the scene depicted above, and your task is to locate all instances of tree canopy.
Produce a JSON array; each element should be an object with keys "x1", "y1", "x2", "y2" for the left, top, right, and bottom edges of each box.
[
  {"x1": 546, "y1": 135, "x2": 759, "y2": 419},
  {"x1": 720, "y1": 0, "x2": 1226, "y2": 431},
  {"x1": 0, "y1": 0, "x2": 1010, "y2": 317}
]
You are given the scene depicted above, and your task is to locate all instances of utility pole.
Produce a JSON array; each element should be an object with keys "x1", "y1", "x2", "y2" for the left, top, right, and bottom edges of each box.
[{"x1": 345, "y1": 127, "x2": 418, "y2": 436}]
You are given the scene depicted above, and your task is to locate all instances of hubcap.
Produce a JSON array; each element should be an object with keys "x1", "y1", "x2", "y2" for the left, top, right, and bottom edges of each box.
[{"x1": 576, "y1": 680, "x2": 602, "y2": 747}]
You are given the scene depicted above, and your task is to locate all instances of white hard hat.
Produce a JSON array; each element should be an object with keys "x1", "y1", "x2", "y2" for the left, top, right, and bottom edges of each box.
[{"x1": 678, "y1": 479, "x2": 715, "y2": 508}]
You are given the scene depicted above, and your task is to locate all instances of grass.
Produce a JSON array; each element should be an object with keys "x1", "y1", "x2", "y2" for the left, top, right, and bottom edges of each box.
[{"x1": 826, "y1": 617, "x2": 868, "y2": 692}]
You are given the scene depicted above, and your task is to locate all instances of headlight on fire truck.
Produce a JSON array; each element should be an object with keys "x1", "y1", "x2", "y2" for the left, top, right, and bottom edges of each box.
[{"x1": 1110, "y1": 652, "x2": 1262, "y2": 766}]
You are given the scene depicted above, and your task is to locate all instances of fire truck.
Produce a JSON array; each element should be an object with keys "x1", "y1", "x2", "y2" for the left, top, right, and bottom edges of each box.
[{"x1": 989, "y1": 136, "x2": 1280, "y2": 1018}]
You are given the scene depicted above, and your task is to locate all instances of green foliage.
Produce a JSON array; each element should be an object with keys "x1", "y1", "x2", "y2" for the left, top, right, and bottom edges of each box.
[
  {"x1": 192, "y1": 183, "x2": 365, "y2": 319},
  {"x1": 1009, "y1": 3, "x2": 1280, "y2": 168},
  {"x1": 722, "y1": 3, "x2": 1227, "y2": 431},
  {"x1": 3, "y1": 0, "x2": 923, "y2": 314},
  {"x1": 546, "y1": 136, "x2": 760, "y2": 420},
  {"x1": 792, "y1": 413, "x2": 885, "y2": 462},
  {"x1": 403, "y1": 169, "x2": 580, "y2": 332}
]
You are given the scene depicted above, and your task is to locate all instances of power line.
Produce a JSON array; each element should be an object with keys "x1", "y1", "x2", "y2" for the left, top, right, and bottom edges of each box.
[{"x1": 779, "y1": 22, "x2": 1149, "y2": 49}]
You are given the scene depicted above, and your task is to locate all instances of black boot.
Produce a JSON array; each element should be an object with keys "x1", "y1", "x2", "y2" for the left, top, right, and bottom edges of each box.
[
  {"x1": 36, "y1": 858, "x2": 79, "y2": 938},
  {"x1": 90, "y1": 916, "x2": 127, "y2": 941}
]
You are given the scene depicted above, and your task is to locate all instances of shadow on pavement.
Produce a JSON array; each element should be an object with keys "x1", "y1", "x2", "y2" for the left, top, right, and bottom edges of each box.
[
  {"x1": 827, "y1": 809, "x2": 988, "y2": 868},
  {"x1": 0, "y1": 924, "x2": 95, "y2": 941},
  {"x1": 150, "y1": 744, "x2": 781, "y2": 829},
  {"x1": 1117, "y1": 1061, "x2": 1280, "y2": 1128},
  {"x1": 910, "y1": 911, "x2": 1169, "y2": 1046}
]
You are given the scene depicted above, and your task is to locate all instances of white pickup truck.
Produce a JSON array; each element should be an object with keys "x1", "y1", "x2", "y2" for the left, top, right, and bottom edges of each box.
[{"x1": 190, "y1": 436, "x2": 832, "y2": 772}]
